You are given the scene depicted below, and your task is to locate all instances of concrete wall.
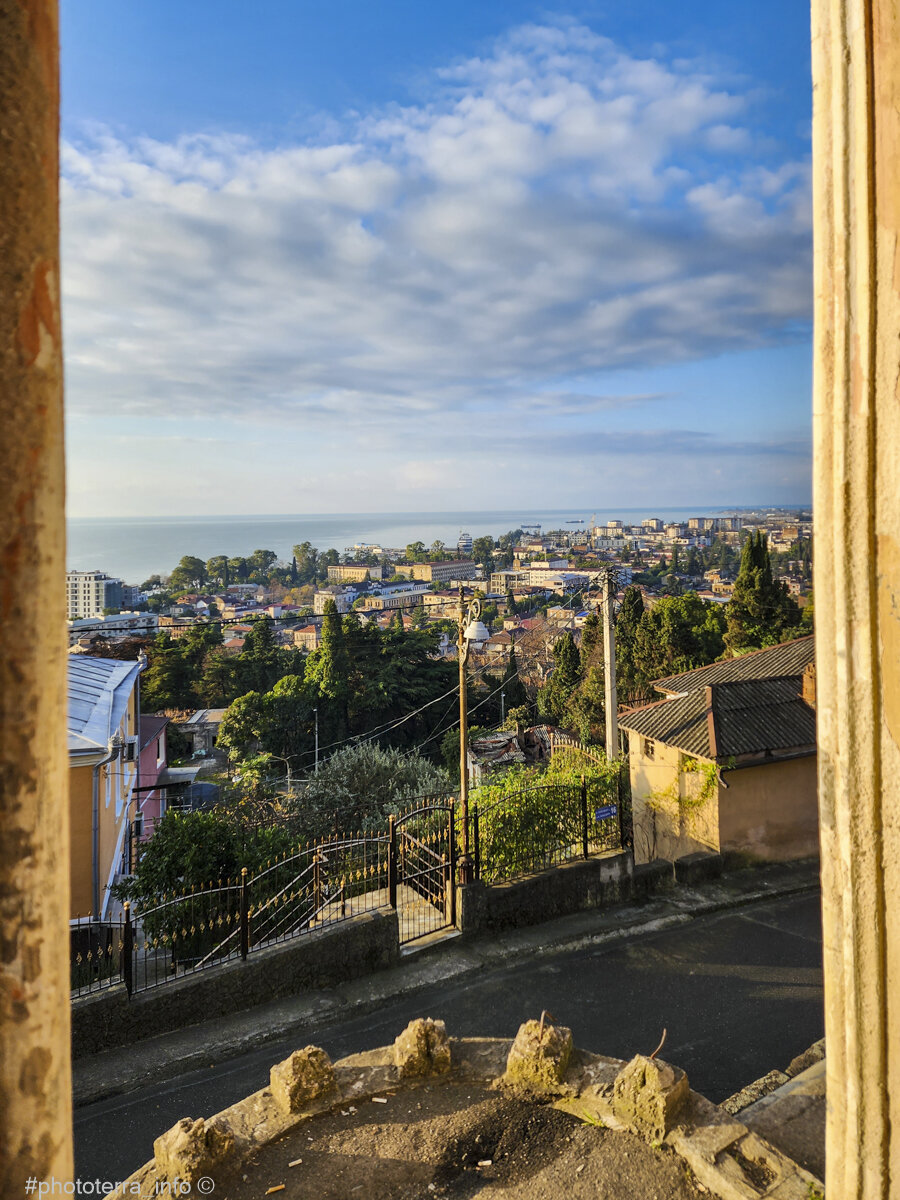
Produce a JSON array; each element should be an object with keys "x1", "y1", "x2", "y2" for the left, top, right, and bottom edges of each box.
[
  {"x1": 69, "y1": 766, "x2": 94, "y2": 916},
  {"x1": 456, "y1": 851, "x2": 634, "y2": 935},
  {"x1": 630, "y1": 742, "x2": 720, "y2": 865},
  {"x1": 718, "y1": 756, "x2": 819, "y2": 863},
  {"x1": 71, "y1": 908, "x2": 400, "y2": 1057}
]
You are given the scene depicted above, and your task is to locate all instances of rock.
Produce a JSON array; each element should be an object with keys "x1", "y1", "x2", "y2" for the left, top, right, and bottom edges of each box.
[
  {"x1": 612, "y1": 1055, "x2": 690, "y2": 1142},
  {"x1": 503, "y1": 1019, "x2": 574, "y2": 1093},
  {"x1": 393, "y1": 1018, "x2": 452, "y2": 1078},
  {"x1": 269, "y1": 1046, "x2": 336, "y2": 1115},
  {"x1": 153, "y1": 1116, "x2": 235, "y2": 1184}
]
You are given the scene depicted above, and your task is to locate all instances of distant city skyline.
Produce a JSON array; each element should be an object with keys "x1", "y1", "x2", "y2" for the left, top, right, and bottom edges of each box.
[{"x1": 61, "y1": 2, "x2": 812, "y2": 517}]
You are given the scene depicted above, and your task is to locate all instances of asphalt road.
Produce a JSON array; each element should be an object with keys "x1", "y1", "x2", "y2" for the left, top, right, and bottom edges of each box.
[{"x1": 74, "y1": 890, "x2": 823, "y2": 1182}]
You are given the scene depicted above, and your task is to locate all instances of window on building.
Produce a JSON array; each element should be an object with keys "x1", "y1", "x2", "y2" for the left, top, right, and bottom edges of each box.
[{"x1": 643, "y1": 738, "x2": 655, "y2": 759}]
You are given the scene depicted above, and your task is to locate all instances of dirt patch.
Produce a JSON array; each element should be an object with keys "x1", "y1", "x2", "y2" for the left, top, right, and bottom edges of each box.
[{"x1": 217, "y1": 1082, "x2": 707, "y2": 1199}]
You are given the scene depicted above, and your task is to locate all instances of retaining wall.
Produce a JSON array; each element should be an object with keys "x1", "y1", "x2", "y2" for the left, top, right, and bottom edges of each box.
[
  {"x1": 456, "y1": 850, "x2": 634, "y2": 934},
  {"x1": 71, "y1": 908, "x2": 399, "y2": 1058}
]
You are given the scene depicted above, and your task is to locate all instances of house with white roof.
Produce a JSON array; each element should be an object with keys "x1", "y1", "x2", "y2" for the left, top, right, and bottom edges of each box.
[{"x1": 68, "y1": 656, "x2": 143, "y2": 919}]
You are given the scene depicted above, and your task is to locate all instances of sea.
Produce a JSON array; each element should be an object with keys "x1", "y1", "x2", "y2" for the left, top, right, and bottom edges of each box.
[{"x1": 66, "y1": 507, "x2": 750, "y2": 584}]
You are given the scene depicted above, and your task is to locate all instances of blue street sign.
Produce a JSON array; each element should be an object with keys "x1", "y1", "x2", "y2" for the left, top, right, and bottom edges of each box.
[{"x1": 595, "y1": 805, "x2": 618, "y2": 821}]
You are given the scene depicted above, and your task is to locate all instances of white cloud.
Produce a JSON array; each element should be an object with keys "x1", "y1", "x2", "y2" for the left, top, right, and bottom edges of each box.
[{"x1": 60, "y1": 20, "x2": 811, "y2": 439}]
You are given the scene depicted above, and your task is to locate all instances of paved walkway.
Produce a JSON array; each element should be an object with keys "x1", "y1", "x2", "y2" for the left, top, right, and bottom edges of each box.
[
  {"x1": 73, "y1": 860, "x2": 819, "y2": 1109},
  {"x1": 74, "y1": 878, "x2": 823, "y2": 1182}
]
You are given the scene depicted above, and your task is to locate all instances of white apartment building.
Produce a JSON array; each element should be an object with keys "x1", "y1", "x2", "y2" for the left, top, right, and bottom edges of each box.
[
  {"x1": 313, "y1": 586, "x2": 358, "y2": 614},
  {"x1": 66, "y1": 570, "x2": 124, "y2": 619},
  {"x1": 67, "y1": 611, "x2": 158, "y2": 646}
]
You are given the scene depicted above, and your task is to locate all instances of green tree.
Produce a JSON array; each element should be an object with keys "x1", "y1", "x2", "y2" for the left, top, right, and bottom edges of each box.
[
  {"x1": 406, "y1": 541, "x2": 426, "y2": 563},
  {"x1": 287, "y1": 743, "x2": 452, "y2": 838},
  {"x1": 206, "y1": 556, "x2": 230, "y2": 587},
  {"x1": 249, "y1": 548, "x2": 278, "y2": 578},
  {"x1": 615, "y1": 586, "x2": 646, "y2": 701},
  {"x1": 501, "y1": 644, "x2": 527, "y2": 710},
  {"x1": 169, "y1": 555, "x2": 207, "y2": 592},
  {"x1": 292, "y1": 542, "x2": 319, "y2": 585},
  {"x1": 630, "y1": 593, "x2": 726, "y2": 689},
  {"x1": 304, "y1": 599, "x2": 350, "y2": 736},
  {"x1": 537, "y1": 631, "x2": 582, "y2": 725},
  {"x1": 580, "y1": 611, "x2": 603, "y2": 671},
  {"x1": 471, "y1": 535, "x2": 495, "y2": 573},
  {"x1": 725, "y1": 532, "x2": 801, "y2": 654},
  {"x1": 228, "y1": 556, "x2": 250, "y2": 582},
  {"x1": 140, "y1": 633, "x2": 196, "y2": 711}
]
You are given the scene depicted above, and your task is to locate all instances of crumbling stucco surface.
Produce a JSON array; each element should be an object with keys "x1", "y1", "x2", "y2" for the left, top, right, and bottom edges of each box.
[
  {"x1": 811, "y1": 0, "x2": 900, "y2": 1194},
  {"x1": 0, "y1": 0, "x2": 72, "y2": 1192}
]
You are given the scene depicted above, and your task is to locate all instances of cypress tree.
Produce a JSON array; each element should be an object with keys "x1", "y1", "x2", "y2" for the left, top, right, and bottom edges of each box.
[{"x1": 725, "y1": 532, "x2": 801, "y2": 654}]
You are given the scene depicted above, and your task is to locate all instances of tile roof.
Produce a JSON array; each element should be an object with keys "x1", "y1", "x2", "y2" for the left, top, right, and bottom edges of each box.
[{"x1": 652, "y1": 635, "x2": 815, "y2": 696}]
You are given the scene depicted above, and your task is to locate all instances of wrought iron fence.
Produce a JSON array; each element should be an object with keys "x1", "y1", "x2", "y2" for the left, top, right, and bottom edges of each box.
[
  {"x1": 71, "y1": 771, "x2": 624, "y2": 999},
  {"x1": 466, "y1": 777, "x2": 623, "y2": 884}
]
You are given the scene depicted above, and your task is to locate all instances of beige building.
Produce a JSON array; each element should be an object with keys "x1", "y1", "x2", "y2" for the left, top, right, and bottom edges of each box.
[
  {"x1": 411, "y1": 560, "x2": 478, "y2": 583},
  {"x1": 292, "y1": 624, "x2": 320, "y2": 651},
  {"x1": 621, "y1": 637, "x2": 817, "y2": 866},
  {"x1": 326, "y1": 562, "x2": 384, "y2": 583},
  {"x1": 67, "y1": 656, "x2": 142, "y2": 919}
]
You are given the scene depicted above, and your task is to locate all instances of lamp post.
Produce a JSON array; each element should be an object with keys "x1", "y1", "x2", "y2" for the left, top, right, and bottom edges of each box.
[{"x1": 457, "y1": 587, "x2": 491, "y2": 883}]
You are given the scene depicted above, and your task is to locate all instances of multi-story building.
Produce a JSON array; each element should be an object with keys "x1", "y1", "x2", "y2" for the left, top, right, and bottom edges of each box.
[
  {"x1": 326, "y1": 563, "x2": 384, "y2": 583},
  {"x1": 68, "y1": 611, "x2": 159, "y2": 645},
  {"x1": 361, "y1": 585, "x2": 427, "y2": 610},
  {"x1": 410, "y1": 560, "x2": 479, "y2": 584},
  {"x1": 66, "y1": 570, "x2": 124, "y2": 619},
  {"x1": 491, "y1": 569, "x2": 528, "y2": 592},
  {"x1": 642, "y1": 518, "x2": 664, "y2": 531},
  {"x1": 313, "y1": 585, "x2": 358, "y2": 614},
  {"x1": 292, "y1": 624, "x2": 321, "y2": 651}
]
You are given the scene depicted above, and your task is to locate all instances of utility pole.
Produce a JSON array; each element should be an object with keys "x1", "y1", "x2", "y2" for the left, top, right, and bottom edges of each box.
[
  {"x1": 602, "y1": 569, "x2": 619, "y2": 759},
  {"x1": 314, "y1": 707, "x2": 319, "y2": 773},
  {"x1": 501, "y1": 689, "x2": 506, "y2": 726}
]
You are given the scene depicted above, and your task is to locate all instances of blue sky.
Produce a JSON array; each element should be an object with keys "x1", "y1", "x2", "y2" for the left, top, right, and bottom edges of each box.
[{"x1": 60, "y1": 1, "x2": 813, "y2": 517}]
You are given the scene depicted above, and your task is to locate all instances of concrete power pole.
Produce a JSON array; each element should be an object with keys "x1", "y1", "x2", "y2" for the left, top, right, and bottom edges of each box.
[{"x1": 602, "y1": 570, "x2": 619, "y2": 759}]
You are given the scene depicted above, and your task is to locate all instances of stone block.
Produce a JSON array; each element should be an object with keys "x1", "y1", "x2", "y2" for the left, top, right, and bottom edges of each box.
[
  {"x1": 153, "y1": 1116, "x2": 235, "y2": 1184},
  {"x1": 269, "y1": 1046, "x2": 336, "y2": 1114},
  {"x1": 503, "y1": 1018, "x2": 573, "y2": 1093},
  {"x1": 674, "y1": 851, "x2": 724, "y2": 885},
  {"x1": 393, "y1": 1018, "x2": 452, "y2": 1078},
  {"x1": 612, "y1": 1055, "x2": 690, "y2": 1142}
]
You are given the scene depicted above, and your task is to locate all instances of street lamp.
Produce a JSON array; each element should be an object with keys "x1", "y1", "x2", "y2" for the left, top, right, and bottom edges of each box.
[{"x1": 457, "y1": 588, "x2": 491, "y2": 883}]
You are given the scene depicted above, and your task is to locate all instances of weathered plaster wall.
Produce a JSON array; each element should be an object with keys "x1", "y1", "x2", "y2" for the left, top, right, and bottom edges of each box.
[
  {"x1": 456, "y1": 851, "x2": 633, "y2": 934},
  {"x1": 630, "y1": 743, "x2": 720, "y2": 865},
  {"x1": 811, "y1": 0, "x2": 900, "y2": 1193},
  {"x1": 69, "y1": 766, "x2": 94, "y2": 916},
  {"x1": 0, "y1": 0, "x2": 73, "y2": 1189},
  {"x1": 717, "y1": 757, "x2": 820, "y2": 863}
]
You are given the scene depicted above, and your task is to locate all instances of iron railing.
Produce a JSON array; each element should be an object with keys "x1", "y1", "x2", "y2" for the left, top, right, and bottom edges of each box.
[
  {"x1": 465, "y1": 777, "x2": 622, "y2": 884},
  {"x1": 71, "y1": 771, "x2": 623, "y2": 999}
]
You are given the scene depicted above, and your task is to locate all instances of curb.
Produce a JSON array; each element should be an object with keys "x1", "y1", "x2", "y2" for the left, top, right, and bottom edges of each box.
[{"x1": 73, "y1": 866, "x2": 820, "y2": 1109}]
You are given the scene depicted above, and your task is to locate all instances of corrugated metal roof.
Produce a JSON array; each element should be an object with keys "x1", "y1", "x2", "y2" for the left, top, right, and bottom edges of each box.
[
  {"x1": 711, "y1": 677, "x2": 815, "y2": 757},
  {"x1": 621, "y1": 674, "x2": 815, "y2": 761},
  {"x1": 653, "y1": 635, "x2": 814, "y2": 696},
  {"x1": 620, "y1": 691, "x2": 711, "y2": 757},
  {"x1": 68, "y1": 656, "x2": 141, "y2": 754}
]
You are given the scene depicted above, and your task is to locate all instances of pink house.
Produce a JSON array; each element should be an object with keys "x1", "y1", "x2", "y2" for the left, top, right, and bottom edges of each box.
[{"x1": 135, "y1": 715, "x2": 169, "y2": 842}]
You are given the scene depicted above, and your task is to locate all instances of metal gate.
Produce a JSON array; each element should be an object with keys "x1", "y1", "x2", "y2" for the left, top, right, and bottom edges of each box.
[{"x1": 389, "y1": 802, "x2": 456, "y2": 945}]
